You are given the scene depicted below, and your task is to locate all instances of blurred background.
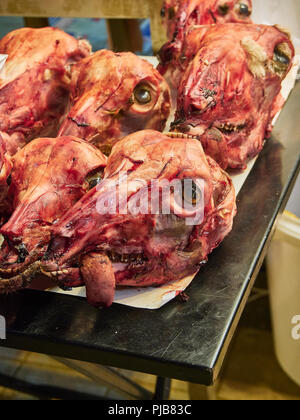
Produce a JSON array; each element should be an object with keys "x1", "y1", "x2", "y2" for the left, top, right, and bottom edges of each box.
[{"x1": 0, "y1": 16, "x2": 153, "y2": 55}]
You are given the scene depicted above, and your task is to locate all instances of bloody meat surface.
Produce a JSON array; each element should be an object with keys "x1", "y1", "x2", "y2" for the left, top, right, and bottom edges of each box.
[
  {"x1": 0, "y1": 27, "x2": 92, "y2": 211},
  {"x1": 40, "y1": 130, "x2": 236, "y2": 307},
  {"x1": 58, "y1": 50, "x2": 171, "y2": 156},
  {"x1": 159, "y1": 0, "x2": 252, "y2": 86},
  {"x1": 170, "y1": 24, "x2": 295, "y2": 170},
  {"x1": 0, "y1": 136, "x2": 106, "y2": 289},
  {"x1": 0, "y1": 27, "x2": 91, "y2": 151}
]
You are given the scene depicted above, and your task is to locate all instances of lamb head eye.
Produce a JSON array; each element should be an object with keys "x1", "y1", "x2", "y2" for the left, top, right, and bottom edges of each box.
[
  {"x1": 89, "y1": 176, "x2": 102, "y2": 190},
  {"x1": 218, "y1": 3, "x2": 229, "y2": 15},
  {"x1": 273, "y1": 43, "x2": 292, "y2": 76},
  {"x1": 182, "y1": 180, "x2": 201, "y2": 207},
  {"x1": 238, "y1": 3, "x2": 251, "y2": 17},
  {"x1": 274, "y1": 44, "x2": 291, "y2": 66},
  {"x1": 86, "y1": 170, "x2": 104, "y2": 190},
  {"x1": 133, "y1": 84, "x2": 152, "y2": 105}
]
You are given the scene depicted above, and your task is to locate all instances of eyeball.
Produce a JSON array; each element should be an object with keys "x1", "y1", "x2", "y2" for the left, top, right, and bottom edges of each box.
[
  {"x1": 133, "y1": 84, "x2": 152, "y2": 105},
  {"x1": 238, "y1": 3, "x2": 251, "y2": 17},
  {"x1": 218, "y1": 4, "x2": 229, "y2": 16},
  {"x1": 86, "y1": 171, "x2": 104, "y2": 190},
  {"x1": 272, "y1": 43, "x2": 292, "y2": 76},
  {"x1": 181, "y1": 180, "x2": 202, "y2": 207}
]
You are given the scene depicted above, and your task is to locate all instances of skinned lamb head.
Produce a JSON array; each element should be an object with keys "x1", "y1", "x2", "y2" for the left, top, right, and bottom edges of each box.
[
  {"x1": 158, "y1": 0, "x2": 252, "y2": 84},
  {"x1": 0, "y1": 27, "x2": 91, "y2": 147},
  {"x1": 0, "y1": 27, "x2": 92, "y2": 214},
  {"x1": 171, "y1": 24, "x2": 295, "y2": 170},
  {"x1": 58, "y1": 50, "x2": 171, "y2": 156},
  {"x1": 0, "y1": 136, "x2": 107, "y2": 290},
  {"x1": 161, "y1": 0, "x2": 252, "y2": 40},
  {"x1": 41, "y1": 130, "x2": 236, "y2": 308}
]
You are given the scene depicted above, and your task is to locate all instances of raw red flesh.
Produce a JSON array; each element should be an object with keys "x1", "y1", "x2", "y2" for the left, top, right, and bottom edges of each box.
[
  {"x1": 0, "y1": 27, "x2": 91, "y2": 215},
  {"x1": 159, "y1": 0, "x2": 252, "y2": 84},
  {"x1": 161, "y1": 0, "x2": 252, "y2": 40},
  {"x1": 0, "y1": 27, "x2": 91, "y2": 145},
  {"x1": 172, "y1": 24, "x2": 295, "y2": 170},
  {"x1": 42, "y1": 130, "x2": 236, "y2": 307},
  {"x1": 58, "y1": 50, "x2": 171, "y2": 155},
  {"x1": 0, "y1": 136, "x2": 106, "y2": 279}
]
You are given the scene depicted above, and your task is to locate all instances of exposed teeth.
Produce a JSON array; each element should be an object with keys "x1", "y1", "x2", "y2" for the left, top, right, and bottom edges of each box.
[
  {"x1": 217, "y1": 123, "x2": 245, "y2": 133},
  {"x1": 0, "y1": 265, "x2": 28, "y2": 277},
  {"x1": 107, "y1": 251, "x2": 146, "y2": 266},
  {"x1": 0, "y1": 268, "x2": 13, "y2": 274},
  {"x1": 41, "y1": 267, "x2": 53, "y2": 278},
  {"x1": 166, "y1": 132, "x2": 201, "y2": 140},
  {"x1": 41, "y1": 253, "x2": 146, "y2": 278},
  {"x1": 41, "y1": 268, "x2": 70, "y2": 278},
  {"x1": 50, "y1": 271, "x2": 59, "y2": 278}
]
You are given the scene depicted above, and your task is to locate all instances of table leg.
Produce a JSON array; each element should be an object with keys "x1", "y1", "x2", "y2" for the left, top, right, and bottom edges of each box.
[
  {"x1": 153, "y1": 376, "x2": 171, "y2": 400},
  {"x1": 24, "y1": 17, "x2": 49, "y2": 28},
  {"x1": 107, "y1": 19, "x2": 143, "y2": 52}
]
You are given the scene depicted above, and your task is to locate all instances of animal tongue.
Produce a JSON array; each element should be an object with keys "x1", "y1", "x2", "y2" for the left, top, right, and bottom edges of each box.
[{"x1": 80, "y1": 252, "x2": 116, "y2": 308}]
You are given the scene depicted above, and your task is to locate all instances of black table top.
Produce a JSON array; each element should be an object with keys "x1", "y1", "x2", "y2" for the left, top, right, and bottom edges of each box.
[{"x1": 0, "y1": 82, "x2": 299, "y2": 387}]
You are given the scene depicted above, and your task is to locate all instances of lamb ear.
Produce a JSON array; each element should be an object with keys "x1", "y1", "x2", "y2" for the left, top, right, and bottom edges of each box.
[{"x1": 241, "y1": 37, "x2": 267, "y2": 78}]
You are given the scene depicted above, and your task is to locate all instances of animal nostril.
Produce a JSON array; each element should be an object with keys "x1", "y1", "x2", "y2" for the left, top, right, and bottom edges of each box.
[
  {"x1": 190, "y1": 104, "x2": 201, "y2": 114},
  {"x1": 190, "y1": 9, "x2": 199, "y2": 21}
]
